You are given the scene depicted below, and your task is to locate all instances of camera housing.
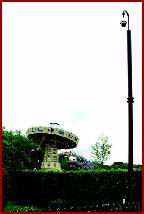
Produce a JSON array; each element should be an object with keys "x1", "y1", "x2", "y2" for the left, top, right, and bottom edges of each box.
[{"x1": 120, "y1": 20, "x2": 127, "y2": 27}]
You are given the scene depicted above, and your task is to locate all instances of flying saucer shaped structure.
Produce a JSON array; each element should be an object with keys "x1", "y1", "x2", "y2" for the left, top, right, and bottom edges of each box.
[{"x1": 27, "y1": 123, "x2": 79, "y2": 170}]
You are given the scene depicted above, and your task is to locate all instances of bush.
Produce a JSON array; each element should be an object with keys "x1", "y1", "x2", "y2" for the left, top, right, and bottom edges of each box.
[
  {"x1": 2, "y1": 168, "x2": 11, "y2": 210},
  {"x1": 10, "y1": 169, "x2": 142, "y2": 208}
]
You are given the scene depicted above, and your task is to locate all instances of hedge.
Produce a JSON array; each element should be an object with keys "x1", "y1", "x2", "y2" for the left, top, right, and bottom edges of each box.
[
  {"x1": 2, "y1": 168, "x2": 11, "y2": 210},
  {"x1": 9, "y1": 169, "x2": 142, "y2": 207}
]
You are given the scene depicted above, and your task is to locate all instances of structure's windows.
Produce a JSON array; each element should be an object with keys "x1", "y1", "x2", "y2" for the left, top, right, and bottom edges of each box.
[
  {"x1": 53, "y1": 156, "x2": 58, "y2": 162},
  {"x1": 53, "y1": 149, "x2": 57, "y2": 154},
  {"x1": 48, "y1": 146, "x2": 51, "y2": 153}
]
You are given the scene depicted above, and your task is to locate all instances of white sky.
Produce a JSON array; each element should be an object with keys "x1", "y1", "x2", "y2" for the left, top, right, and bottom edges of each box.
[{"x1": 2, "y1": 2, "x2": 142, "y2": 164}]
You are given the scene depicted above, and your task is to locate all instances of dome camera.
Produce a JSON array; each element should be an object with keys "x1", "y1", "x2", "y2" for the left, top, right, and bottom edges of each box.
[{"x1": 120, "y1": 20, "x2": 127, "y2": 27}]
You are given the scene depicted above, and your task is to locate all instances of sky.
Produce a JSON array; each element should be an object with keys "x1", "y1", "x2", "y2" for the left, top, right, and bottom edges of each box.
[{"x1": 2, "y1": 2, "x2": 142, "y2": 164}]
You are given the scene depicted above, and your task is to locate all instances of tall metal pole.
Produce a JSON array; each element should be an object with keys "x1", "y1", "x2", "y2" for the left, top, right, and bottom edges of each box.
[
  {"x1": 121, "y1": 10, "x2": 134, "y2": 175},
  {"x1": 121, "y1": 10, "x2": 134, "y2": 205},
  {"x1": 127, "y1": 28, "x2": 134, "y2": 175}
]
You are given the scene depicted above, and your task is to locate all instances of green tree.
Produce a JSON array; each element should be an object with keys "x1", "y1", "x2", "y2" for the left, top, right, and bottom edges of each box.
[
  {"x1": 2, "y1": 127, "x2": 38, "y2": 171},
  {"x1": 91, "y1": 134, "x2": 112, "y2": 165}
]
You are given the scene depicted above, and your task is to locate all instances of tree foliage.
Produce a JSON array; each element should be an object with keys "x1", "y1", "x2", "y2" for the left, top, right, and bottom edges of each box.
[
  {"x1": 2, "y1": 127, "x2": 38, "y2": 171},
  {"x1": 91, "y1": 134, "x2": 112, "y2": 165}
]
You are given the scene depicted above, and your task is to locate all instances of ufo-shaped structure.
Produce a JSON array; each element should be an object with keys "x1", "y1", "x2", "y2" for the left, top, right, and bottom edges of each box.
[{"x1": 27, "y1": 123, "x2": 79, "y2": 170}]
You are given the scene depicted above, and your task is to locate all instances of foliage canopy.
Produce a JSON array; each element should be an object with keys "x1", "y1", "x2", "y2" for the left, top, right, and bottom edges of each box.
[
  {"x1": 91, "y1": 134, "x2": 112, "y2": 165},
  {"x1": 2, "y1": 127, "x2": 38, "y2": 170}
]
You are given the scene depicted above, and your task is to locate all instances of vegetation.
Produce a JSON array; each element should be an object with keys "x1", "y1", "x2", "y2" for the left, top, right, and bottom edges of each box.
[
  {"x1": 2, "y1": 127, "x2": 142, "y2": 212},
  {"x1": 4, "y1": 201, "x2": 44, "y2": 212},
  {"x1": 91, "y1": 134, "x2": 112, "y2": 165},
  {"x1": 4, "y1": 200, "x2": 141, "y2": 212},
  {"x1": 10, "y1": 169, "x2": 141, "y2": 210},
  {"x1": 2, "y1": 127, "x2": 39, "y2": 171}
]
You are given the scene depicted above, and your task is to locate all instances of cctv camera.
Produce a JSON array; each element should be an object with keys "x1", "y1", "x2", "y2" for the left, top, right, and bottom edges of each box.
[{"x1": 120, "y1": 21, "x2": 127, "y2": 27}]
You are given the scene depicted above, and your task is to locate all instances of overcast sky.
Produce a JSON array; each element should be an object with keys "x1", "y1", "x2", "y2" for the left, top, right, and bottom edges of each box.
[{"x1": 2, "y1": 2, "x2": 142, "y2": 164}]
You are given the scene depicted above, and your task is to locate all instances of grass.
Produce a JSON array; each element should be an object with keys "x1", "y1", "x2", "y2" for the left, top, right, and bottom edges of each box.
[
  {"x1": 4, "y1": 201, "x2": 44, "y2": 212},
  {"x1": 4, "y1": 200, "x2": 141, "y2": 212}
]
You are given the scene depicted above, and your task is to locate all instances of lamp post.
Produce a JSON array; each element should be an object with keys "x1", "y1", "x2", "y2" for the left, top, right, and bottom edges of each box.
[
  {"x1": 120, "y1": 10, "x2": 134, "y2": 205},
  {"x1": 120, "y1": 10, "x2": 134, "y2": 175}
]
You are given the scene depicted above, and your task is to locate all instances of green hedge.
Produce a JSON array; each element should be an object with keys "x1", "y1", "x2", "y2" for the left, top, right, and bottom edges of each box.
[
  {"x1": 10, "y1": 169, "x2": 142, "y2": 207},
  {"x1": 2, "y1": 168, "x2": 11, "y2": 210}
]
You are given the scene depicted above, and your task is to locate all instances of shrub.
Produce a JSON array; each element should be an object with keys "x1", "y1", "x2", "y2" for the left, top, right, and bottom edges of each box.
[
  {"x1": 2, "y1": 168, "x2": 11, "y2": 210},
  {"x1": 10, "y1": 169, "x2": 142, "y2": 208}
]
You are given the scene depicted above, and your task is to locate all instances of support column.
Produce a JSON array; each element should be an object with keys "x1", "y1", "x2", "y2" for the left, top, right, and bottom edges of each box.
[{"x1": 41, "y1": 144, "x2": 61, "y2": 170}]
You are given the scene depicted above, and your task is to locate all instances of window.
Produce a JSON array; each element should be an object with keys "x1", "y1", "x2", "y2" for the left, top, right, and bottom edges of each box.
[
  {"x1": 53, "y1": 149, "x2": 57, "y2": 154},
  {"x1": 53, "y1": 156, "x2": 58, "y2": 162}
]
